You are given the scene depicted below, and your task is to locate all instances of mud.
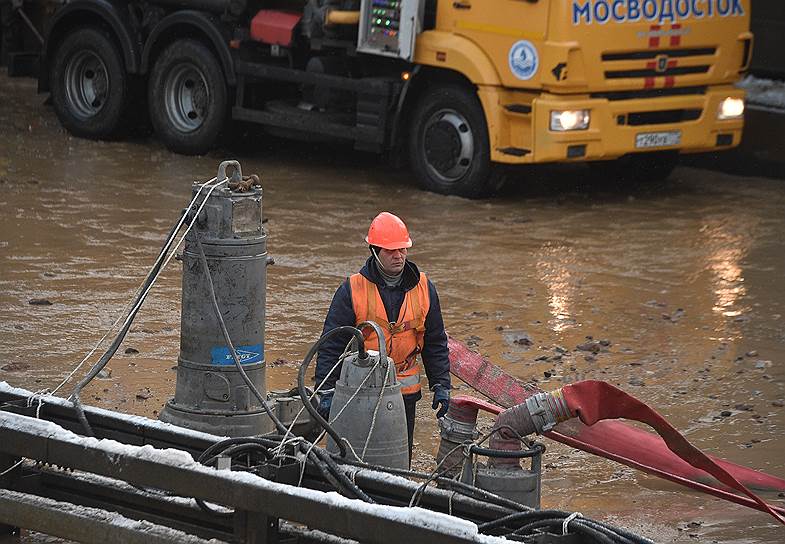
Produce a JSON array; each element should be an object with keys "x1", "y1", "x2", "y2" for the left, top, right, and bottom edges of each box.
[{"x1": 1, "y1": 72, "x2": 784, "y2": 543}]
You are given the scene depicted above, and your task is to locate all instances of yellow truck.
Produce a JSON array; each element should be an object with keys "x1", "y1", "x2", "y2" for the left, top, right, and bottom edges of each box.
[{"x1": 30, "y1": 0, "x2": 750, "y2": 196}]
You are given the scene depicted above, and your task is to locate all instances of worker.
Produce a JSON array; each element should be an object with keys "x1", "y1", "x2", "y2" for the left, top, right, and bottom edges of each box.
[{"x1": 315, "y1": 211, "x2": 451, "y2": 460}]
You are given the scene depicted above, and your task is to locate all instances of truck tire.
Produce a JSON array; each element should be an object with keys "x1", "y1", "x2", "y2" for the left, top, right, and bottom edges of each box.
[
  {"x1": 591, "y1": 152, "x2": 679, "y2": 185},
  {"x1": 409, "y1": 84, "x2": 504, "y2": 198},
  {"x1": 148, "y1": 39, "x2": 227, "y2": 155},
  {"x1": 50, "y1": 27, "x2": 129, "y2": 139}
]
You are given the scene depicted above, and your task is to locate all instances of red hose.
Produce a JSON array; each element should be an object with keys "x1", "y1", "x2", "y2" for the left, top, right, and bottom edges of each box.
[
  {"x1": 447, "y1": 337, "x2": 785, "y2": 522},
  {"x1": 561, "y1": 380, "x2": 785, "y2": 525}
]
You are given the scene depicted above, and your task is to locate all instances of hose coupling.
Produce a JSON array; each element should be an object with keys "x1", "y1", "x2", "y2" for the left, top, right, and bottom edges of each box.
[
  {"x1": 439, "y1": 415, "x2": 480, "y2": 442},
  {"x1": 524, "y1": 389, "x2": 574, "y2": 434}
]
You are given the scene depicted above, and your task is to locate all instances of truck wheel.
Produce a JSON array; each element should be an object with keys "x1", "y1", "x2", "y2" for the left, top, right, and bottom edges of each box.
[
  {"x1": 50, "y1": 27, "x2": 128, "y2": 139},
  {"x1": 148, "y1": 39, "x2": 227, "y2": 155},
  {"x1": 409, "y1": 85, "x2": 504, "y2": 198},
  {"x1": 591, "y1": 152, "x2": 679, "y2": 185}
]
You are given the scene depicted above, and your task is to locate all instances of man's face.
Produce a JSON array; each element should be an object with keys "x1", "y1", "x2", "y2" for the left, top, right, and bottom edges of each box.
[{"x1": 377, "y1": 247, "x2": 408, "y2": 275}]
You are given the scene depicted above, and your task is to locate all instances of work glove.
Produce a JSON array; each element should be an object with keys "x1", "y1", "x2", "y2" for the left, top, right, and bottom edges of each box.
[
  {"x1": 432, "y1": 386, "x2": 450, "y2": 419},
  {"x1": 317, "y1": 390, "x2": 334, "y2": 420}
]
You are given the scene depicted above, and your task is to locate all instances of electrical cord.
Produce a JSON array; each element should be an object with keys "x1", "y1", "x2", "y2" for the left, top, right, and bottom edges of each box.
[
  {"x1": 334, "y1": 449, "x2": 532, "y2": 514},
  {"x1": 197, "y1": 434, "x2": 374, "y2": 507},
  {"x1": 296, "y1": 326, "x2": 367, "y2": 458},
  {"x1": 194, "y1": 434, "x2": 642, "y2": 543},
  {"x1": 479, "y1": 509, "x2": 654, "y2": 544},
  {"x1": 196, "y1": 239, "x2": 375, "y2": 504},
  {"x1": 468, "y1": 442, "x2": 545, "y2": 459},
  {"x1": 69, "y1": 178, "x2": 226, "y2": 436},
  {"x1": 508, "y1": 518, "x2": 615, "y2": 544},
  {"x1": 50, "y1": 174, "x2": 216, "y2": 397}
]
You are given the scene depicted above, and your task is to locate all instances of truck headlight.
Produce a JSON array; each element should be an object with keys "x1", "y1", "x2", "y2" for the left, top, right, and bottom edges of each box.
[
  {"x1": 550, "y1": 110, "x2": 590, "y2": 131},
  {"x1": 718, "y1": 97, "x2": 744, "y2": 120}
]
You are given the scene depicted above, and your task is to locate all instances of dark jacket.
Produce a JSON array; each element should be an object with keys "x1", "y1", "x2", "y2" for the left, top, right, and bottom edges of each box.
[{"x1": 315, "y1": 256, "x2": 451, "y2": 400}]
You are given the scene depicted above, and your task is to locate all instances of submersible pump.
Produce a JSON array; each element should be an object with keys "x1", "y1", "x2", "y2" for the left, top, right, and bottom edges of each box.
[
  {"x1": 160, "y1": 161, "x2": 309, "y2": 437},
  {"x1": 326, "y1": 336, "x2": 410, "y2": 468},
  {"x1": 295, "y1": 321, "x2": 410, "y2": 470}
]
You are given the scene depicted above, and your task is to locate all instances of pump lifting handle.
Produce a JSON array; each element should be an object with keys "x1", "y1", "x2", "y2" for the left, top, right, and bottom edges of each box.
[
  {"x1": 356, "y1": 320, "x2": 388, "y2": 363},
  {"x1": 217, "y1": 160, "x2": 243, "y2": 184}
]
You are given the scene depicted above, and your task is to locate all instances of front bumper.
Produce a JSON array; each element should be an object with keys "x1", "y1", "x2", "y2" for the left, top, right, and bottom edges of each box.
[{"x1": 483, "y1": 85, "x2": 745, "y2": 164}]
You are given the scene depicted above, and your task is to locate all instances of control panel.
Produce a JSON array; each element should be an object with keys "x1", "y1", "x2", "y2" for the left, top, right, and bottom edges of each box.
[{"x1": 357, "y1": 0, "x2": 423, "y2": 61}]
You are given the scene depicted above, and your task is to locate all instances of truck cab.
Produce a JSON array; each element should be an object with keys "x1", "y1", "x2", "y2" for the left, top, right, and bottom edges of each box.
[{"x1": 32, "y1": 0, "x2": 752, "y2": 197}]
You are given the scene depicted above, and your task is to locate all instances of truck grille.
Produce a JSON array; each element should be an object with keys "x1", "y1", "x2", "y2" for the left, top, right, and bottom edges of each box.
[
  {"x1": 605, "y1": 65, "x2": 709, "y2": 79},
  {"x1": 623, "y1": 108, "x2": 702, "y2": 126},
  {"x1": 602, "y1": 47, "x2": 716, "y2": 61},
  {"x1": 601, "y1": 46, "x2": 716, "y2": 87},
  {"x1": 591, "y1": 86, "x2": 707, "y2": 101}
]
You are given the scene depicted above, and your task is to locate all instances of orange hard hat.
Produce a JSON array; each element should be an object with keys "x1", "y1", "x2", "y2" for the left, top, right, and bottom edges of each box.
[{"x1": 365, "y1": 212, "x2": 413, "y2": 250}]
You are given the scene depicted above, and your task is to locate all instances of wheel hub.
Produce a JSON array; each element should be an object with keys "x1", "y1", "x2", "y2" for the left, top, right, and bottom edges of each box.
[
  {"x1": 64, "y1": 51, "x2": 109, "y2": 119},
  {"x1": 165, "y1": 64, "x2": 210, "y2": 133},
  {"x1": 422, "y1": 110, "x2": 474, "y2": 183}
]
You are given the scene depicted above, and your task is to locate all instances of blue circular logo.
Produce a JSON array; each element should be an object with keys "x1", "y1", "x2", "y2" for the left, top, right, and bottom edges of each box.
[{"x1": 508, "y1": 40, "x2": 539, "y2": 81}]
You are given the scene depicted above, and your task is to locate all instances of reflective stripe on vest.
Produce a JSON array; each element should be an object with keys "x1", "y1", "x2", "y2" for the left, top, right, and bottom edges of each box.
[{"x1": 349, "y1": 272, "x2": 431, "y2": 395}]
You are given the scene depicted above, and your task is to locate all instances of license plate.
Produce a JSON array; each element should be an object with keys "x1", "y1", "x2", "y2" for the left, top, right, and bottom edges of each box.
[{"x1": 635, "y1": 130, "x2": 681, "y2": 149}]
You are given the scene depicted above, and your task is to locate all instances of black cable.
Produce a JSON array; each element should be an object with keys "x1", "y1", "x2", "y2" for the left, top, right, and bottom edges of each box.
[
  {"x1": 335, "y1": 455, "x2": 532, "y2": 513},
  {"x1": 70, "y1": 208, "x2": 186, "y2": 436},
  {"x1": 214, "y1": 443, "x2": 275, "y2": 462},
  {"x1": 481, "y1": 509, "x2": 652, "y2": 544},
  {"x1": 509, "y1": 518, "x2": 616, "y2": 544},
  {"x1": 197, "y1": 435, "x2": 373, "y2": 503},
  {"x1": 203, "y1": 436, "x2": 359, "y2": 500},
  {"x1": 479, "y1": 509, "x2": 572, "y2": 531},
  {"x1": 296, "y1": 325, "x2": 368, "y2": 458},
  {"x1": 308, "y1": 445, "x2": 375, "y2": 503},
  {"x1": 578, "y1": 518, "x2": 646, "y2": 544},
  {"x1": 198, "y1": 437, "x2": 269, "y2": 464},
  {"x1": 589, "y1": 519, "x2": 656, "y2": 544}
]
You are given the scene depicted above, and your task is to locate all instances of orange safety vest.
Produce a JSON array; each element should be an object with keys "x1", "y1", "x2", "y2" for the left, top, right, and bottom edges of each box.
[{"x1": 349, "y1": 272, "x2": 431, "y2": 395}]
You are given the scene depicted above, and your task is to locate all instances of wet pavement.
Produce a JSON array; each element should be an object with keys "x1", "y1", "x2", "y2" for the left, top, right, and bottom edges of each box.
[{"x1": 1, "y1": 72, "x2": 784, "y2": 543}]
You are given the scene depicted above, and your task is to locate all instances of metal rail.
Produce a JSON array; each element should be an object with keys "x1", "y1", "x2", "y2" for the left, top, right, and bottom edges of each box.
[
  {"x1": 0, "y1": 384, "x2": 524, "y2": 543},
  {"x1": 0, "y1": 489, "x2": 218, "y2": 544},
  {"x1": 0, "y1": 410, "x2": 492, "y2": 544}
]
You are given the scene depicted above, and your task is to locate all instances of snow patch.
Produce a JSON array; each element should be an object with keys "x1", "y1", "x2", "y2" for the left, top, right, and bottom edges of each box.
[
  {"x1": 0, "y1": 489, "x2": 222, "y2": 543},
  {"x1": 0, "y1": 381, "x2": 228, "y2": 442},
  {"x1": 0, "y1": 410, "x2": 197, "y2": 465},
  {"x1": 1, "y1": 386, "x2": 514, "y2": 542},
  {"x1": 738, "y1": 75, "x2": 785, "y2": 110}
]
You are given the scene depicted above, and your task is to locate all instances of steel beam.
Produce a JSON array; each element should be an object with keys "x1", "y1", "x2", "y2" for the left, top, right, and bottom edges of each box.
[
  {"x1": 0, "y1": 489, "x2": 222, "y2": 544},
  {"x1": 11, "y1": 467, "x2": 233, "y2": 541},
  {"x1": 0, "y1": 383, "x2": 218, "y2": 456},
  {"x1": 0, "y1": 412, "x2": 488, "y2": 544},
  {"x1": 2, "y1": 384, "x2": 516, "y2": 523}
]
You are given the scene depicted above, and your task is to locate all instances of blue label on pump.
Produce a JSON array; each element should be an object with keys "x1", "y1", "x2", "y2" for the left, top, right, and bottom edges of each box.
[{"x1": 210, "y1": 344, "x2": 262, "y2": 365}]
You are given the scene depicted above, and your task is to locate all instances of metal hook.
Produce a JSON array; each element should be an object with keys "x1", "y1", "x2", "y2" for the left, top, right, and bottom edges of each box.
[{"x1": 217, "y1": 160, "x2": 243, "y2": 184}]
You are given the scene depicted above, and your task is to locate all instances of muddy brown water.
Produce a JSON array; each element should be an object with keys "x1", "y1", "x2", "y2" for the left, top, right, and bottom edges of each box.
[{"x1": 1, "y1": 73, "x2": 784, "y2": 542}]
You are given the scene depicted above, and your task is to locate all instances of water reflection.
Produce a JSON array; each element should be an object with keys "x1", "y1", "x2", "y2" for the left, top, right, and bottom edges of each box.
[
  {"x1": 700, "y1": 220, "x2": 752, "y2": 319},
  {"x1": 536, "y1": 242, "x2": 578, "y2": 333}
]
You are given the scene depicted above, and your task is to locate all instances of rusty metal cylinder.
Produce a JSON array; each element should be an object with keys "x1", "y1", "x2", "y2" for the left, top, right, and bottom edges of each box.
[
  {"x1": 436, "y1": 402, "x2": 480, "y2": 478},
  {"x1": 161, "y1": 162, "x2": 271, "y2": 436},
  {"x1": 326, "y1": 350, "x2": 409, "y2": 469}
]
